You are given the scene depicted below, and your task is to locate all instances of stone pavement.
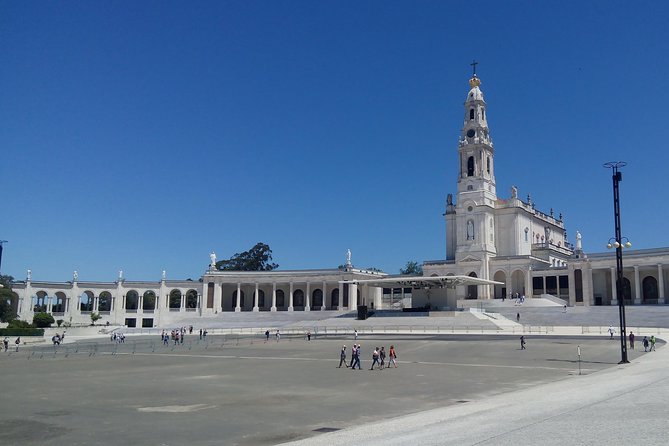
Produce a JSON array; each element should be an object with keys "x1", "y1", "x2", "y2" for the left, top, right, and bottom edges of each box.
[
  {"x1": 283, "y1": 337, "x2": 669, "y2": 446},
  {"x1": 2, "y1": 332, "x2": 656, "y2": 446}
]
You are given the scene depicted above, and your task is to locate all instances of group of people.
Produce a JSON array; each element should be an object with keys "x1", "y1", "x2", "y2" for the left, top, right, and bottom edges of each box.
[
  {"x1": 3, "y1": 336, "x2": 20, "y2": 352},
  {"x1": 628, "y1": 331, "x2": 656, "y2": 352},
  {"x1": 110, "y1": 332, "x2": 126, "y2": 343},
  {"x1": 51, "y1": 332, "x2": 66, "y2": 345},
  {"x1": 338, "y1": 344, "x2": 398, "y2": 370}
]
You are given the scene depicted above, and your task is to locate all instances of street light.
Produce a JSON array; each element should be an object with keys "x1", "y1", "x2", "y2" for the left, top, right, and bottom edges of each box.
[
  {"x1": 603, "y1": 161, "x2": 629, "y2": 364},
  {"x1": 0, "y1": 240, "x2": 7, "y2": 274}
]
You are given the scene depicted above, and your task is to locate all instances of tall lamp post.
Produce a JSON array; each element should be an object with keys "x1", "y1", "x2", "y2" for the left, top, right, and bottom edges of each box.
[
  {"x1": 0, "y1": 240, "x2": 7, "y2": 275},
  {"x1": 604, "y1": 161, "x2": 629, "y2": 364}
]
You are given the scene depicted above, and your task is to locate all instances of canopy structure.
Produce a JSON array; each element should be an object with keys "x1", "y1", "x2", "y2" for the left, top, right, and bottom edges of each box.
[{"x1": 339, "y1": 275, "x2": 503, "y2": 290}]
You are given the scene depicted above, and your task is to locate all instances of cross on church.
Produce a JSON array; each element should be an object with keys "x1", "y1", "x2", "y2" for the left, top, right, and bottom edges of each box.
[{"x1": 470, "y1": 59, "x2": 478, "y2": 76}]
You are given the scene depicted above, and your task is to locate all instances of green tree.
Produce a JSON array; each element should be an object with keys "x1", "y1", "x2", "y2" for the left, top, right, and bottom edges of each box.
[
  {"x1": 0, "y1": 298, "x2": 17, "y2": 322},
  {"x1": 0, "y1": 286, "x2": 18, "y2": 322},
  {"x1": 0, "y1": 274, "x2": 14, "y2": 289},
  {"x1": 400, "y1": 261, "x2": 423, "y2": 276},
  {"x1": 216, "y1": 242, "x2": 279, "y2": 271},
  {"x1": 33, "y1": 312, "x2": 55, "y2": 328},
  {"x1": 90, "y1": 312, "x2": 102, "y2": 325}
]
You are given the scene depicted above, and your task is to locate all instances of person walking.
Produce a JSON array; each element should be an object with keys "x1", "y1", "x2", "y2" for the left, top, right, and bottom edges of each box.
[
  {"x1": 307, "y1": 331, "x2": 311, "y2": 341},
  {"x1": 516, "y1": 312, "x2": 520, "y2": 323},
  {"x1": 643, "y1": 336, "x2": 649, "y2": 352},
  {"x1": 650, "y1": 335, "x2": 656, "y2": 351},
  {"x1": 608, "y1": 325, "x2": 615, "y2": 340},
  {"x1": 3, "y1": 337, "x2": 9, "y2": 352},
  {"x1": 265, "y1": 330, "x2": 270, "y2": 342},
  {"x1": 15, "y1": 337, "x2": 20, "y2": 352},
  {"x1": 370, "y1": 347, "x2": 380, "y2": 370},
  {"x1": 199, "y1": 328, "x2": 203, "y2": 340},
  {"x1": 350, "y1": 344, "x2": 361, "y2": 370},
  {"x1": 388, "y1": 345, "x2": 398, "y2": 368},
  {"x1": 275, "y1": 330, "x2": 280, "y2": 342},
  {"x1": 520, "y1": 335, "x2": 526, "y2": 350},
  {"x1": 338, "y1": 345, "x2": 348, "y2": 368},
  {"x1": 379, "y1": 346, "x2": 386, "y2": 369},
  {"x1": 354, "y1": 329, "x2": 358, "y2": 341},
  {"x1": 629, "y1": 331, "x2": 635, "y2": 350}
]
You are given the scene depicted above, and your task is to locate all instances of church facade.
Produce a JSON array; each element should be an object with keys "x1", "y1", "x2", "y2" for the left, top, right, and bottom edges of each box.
[{"x1": 6, "y1": 72, "x2": 669, "y2": 328}]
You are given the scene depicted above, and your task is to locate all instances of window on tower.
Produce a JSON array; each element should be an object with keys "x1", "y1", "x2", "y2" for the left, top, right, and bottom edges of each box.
[
  {"x1": 467, "y1": 156, "x2": 475, "y2": 176},
  {"x1": 469, "y1": 109, "x2": 474, "y2": 120},
  {"x1": 486, "y1": 157, "x2": 490, "y2": 174},
  {"x1": 482, "y1": 108, "x2": 485, "y2": 120}
]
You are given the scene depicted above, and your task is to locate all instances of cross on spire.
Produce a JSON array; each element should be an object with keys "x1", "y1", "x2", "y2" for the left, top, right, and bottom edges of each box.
[{"x1": 470, "y1": 60, "x2": 478, "y2": 77}]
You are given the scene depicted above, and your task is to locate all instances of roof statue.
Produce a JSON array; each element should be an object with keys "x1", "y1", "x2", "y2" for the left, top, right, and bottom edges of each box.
[{"x1": 210, "y1": 252, "x2": 217, "y2": 268}]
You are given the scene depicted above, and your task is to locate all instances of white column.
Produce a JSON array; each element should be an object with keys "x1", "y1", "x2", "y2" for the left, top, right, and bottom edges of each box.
[
  {"x1": 253, "y1": 283, "x2": 259, "y2": 312},
  {"x1": 288, "y1": 282, "x2": 294, "y2": 311},
  {"x1": 583, "y1": 266, "x2": 594, "y2": 306},
  {"x1": 271, "y1": 282, "x2": 277, "y2": 311},
  {"x1": 349, "y1": 283, "x2": 358, "y2": 310},
  {"x1": 321, "y1": 281, "x2": 327, "y2": 310},
  {"x1": 305, "y1": 282, "x2": 311, "y2": 311},
  {"x1": 235, "y1": 283, "x2": 241, "y2": 312},
  {"x1": 610, "y1": 267, "x2": 618, "y2": 305},
  {"x1": 213, "y1": 283, "x2": 222, "y2": 313},
  {"x1": 505, "y1": 274, "x2": 512, "y2": 300},
  {"x1": 658, "y1": 264, "x2": 665, "y2": 304},
  {"x1": 634, "y1": 266, "x2": 641, "y2": 304}
]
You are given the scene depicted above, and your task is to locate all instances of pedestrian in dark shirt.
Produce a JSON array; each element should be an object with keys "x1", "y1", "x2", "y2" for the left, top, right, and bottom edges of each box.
[{"x1": 338, "y1": 345, "x2": 348, "y2": 368}]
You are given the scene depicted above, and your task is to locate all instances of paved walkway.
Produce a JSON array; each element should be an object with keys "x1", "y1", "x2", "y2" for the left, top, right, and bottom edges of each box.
[{"x1": 283, "y1": 340, "x2": 668, "y2": 446}]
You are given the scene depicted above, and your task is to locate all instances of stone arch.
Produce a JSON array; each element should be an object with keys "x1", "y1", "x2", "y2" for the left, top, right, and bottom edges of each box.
[
  {"x1": 511, "y1": 270, "x2": 525, "y2": 296},
  {"x1": 642, "y1": 276, "x2": 658, "y2": 303},
  {"x1": 467, "y1": 156, "x2": 475, "y2": 176},
  {"x1": 169, "y1": 289, "x2": 182, "y2": 309},
  {"x1": 186, "y1": 289, "x2": 198, "y2": 309},
  {"x1": 34, "y1": 291, "x2": 48, "y2": 312},
  {"x1": 53, "y1": 291, "x2": 66, "y2": 313},
  {"x1": 81, "y1": 290, "x2": 94, "y2": 312},
  {"x1": 331, "y1": 289, "x2": 339, "y2": 308},
  {"x1": 294, "y1": 289, "x2": 305, "y2": 307},
  {"x1": 467, "y1": 272, "x2": 478, "y2": 299},
  {"x1": 99, "y1": 291, "x2": 112, "y2": 312},
  {"x1": 125, "y1": 290, "x2": 139, "y2": 310},
  {"x1": 276, "y1": 289, "x2": 285, "y2": 308},
  {"x1": 143, "y1": 291, "x2": 156, "y2": 311},
  {"x1": 493, "y1": 270, "x2": 506, "y2": 299},
  {"x1": 312, "y1": 289, "x2": 323, "y2": 308}
]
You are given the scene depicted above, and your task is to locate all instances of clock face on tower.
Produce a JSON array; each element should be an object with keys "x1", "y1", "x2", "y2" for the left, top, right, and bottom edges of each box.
[{"x1": 466, "y1": 129, "x2": 475, "y2": 138}]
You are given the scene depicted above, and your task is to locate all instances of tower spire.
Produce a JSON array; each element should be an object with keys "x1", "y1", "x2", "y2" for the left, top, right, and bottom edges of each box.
[{"x1": 470, "y1": 59, "x2": 478, "y2": 77}]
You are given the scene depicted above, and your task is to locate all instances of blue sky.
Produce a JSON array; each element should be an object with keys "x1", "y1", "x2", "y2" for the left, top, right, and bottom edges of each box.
[{"x1": 1, "y1": 1, "x2": 667, "y2": 282}]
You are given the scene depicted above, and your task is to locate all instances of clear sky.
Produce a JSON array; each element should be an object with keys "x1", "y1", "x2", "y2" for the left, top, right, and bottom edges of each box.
[{"x1": 2, "y1": 1, "x2": 667, "y2": 282}]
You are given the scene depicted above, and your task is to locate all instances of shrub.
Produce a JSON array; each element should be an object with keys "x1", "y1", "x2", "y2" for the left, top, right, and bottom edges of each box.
[
  {"x1": 33, "y1": 312, "x2": 55, "y2": 328},
  {"x1": 7, "y1": 319, "x2": 32, "y2": 329},
  {"x1": 56, "y1": 319, "x2": 63, "y2": 327},
  {"x1": 0, "y1": 327, "x2": 45, "y2": 337}
]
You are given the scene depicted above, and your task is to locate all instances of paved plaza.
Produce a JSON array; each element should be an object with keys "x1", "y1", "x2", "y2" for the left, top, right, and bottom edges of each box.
[{"x1": 0, "y1": 330, "x2": 658, "y2": 446}]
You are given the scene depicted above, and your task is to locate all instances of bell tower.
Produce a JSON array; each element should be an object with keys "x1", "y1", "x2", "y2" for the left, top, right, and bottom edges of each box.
[{"x1": 452, "y1": 65, "x2": 497, "y2": 268}]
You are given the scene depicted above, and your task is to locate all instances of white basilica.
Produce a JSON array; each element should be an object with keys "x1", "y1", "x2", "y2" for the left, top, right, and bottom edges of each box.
[{"x1": 7, "y1": 71, "x2": 669, "y2": 328}]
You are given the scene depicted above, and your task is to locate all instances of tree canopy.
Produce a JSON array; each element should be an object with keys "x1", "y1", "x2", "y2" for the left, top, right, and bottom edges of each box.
[
  {"x1": 400, "y1": 260, "x2": 423, "y2": 276},
  {"x1": 215, "y1": 242, "x2": 279, "y2": 271}
]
